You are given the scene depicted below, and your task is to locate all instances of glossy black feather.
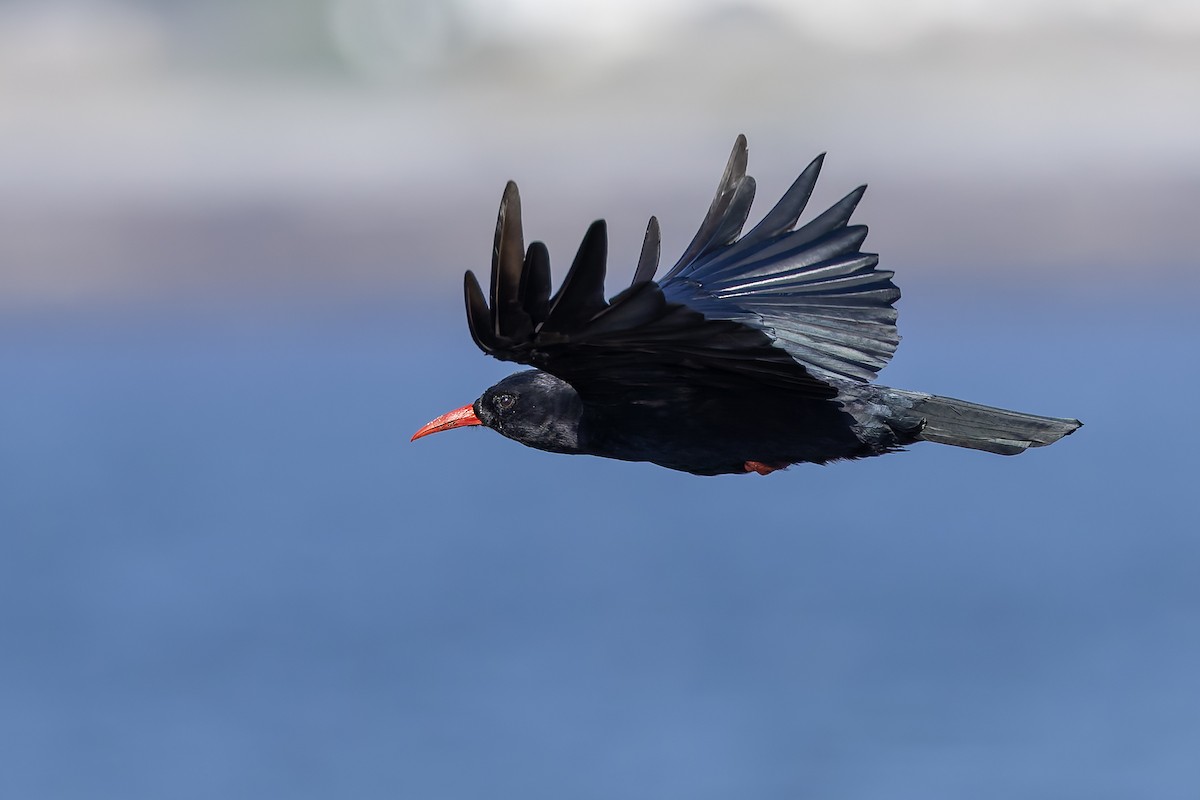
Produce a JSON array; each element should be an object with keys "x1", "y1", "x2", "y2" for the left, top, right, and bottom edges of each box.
[
  {"x1": 520, "y1": 241, "x2": 551, "y2": 323},
  {"x1": 660, "y1": 164, "x2": 898, "y2": 383},
  {"x1": 632, "y1": 216, "x2": 660, "y2": 285},
  {"x1": 490, "y1": 181, "x2": 529, "y2": 339},
  {"x1": 737, "y1": 153, "x2": 824, "y2": 249},
  {"x1": 666, "y1": 134, "x2": 751, "y2": 276},
  {"x1": 543, "y1": 220, "x2": 610, "y2": 332},
  {"x1": 463, "y1": 270, "x2": 495, "y2": 353}
]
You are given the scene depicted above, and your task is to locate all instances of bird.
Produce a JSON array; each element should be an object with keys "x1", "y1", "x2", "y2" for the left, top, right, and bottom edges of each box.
[{"x1": 412, "y1": 135, "x2": 1081, "y2": 476}]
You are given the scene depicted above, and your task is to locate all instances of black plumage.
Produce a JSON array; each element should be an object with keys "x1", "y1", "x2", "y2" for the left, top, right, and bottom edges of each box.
[{"x1": 413, "y1": 136, "x2": 1081, "y2": 475}]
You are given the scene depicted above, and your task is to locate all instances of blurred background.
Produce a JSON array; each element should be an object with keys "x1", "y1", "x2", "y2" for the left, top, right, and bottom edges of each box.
[{"x1": 1, "y1": 1, "x2": 1198, "y2": 798}]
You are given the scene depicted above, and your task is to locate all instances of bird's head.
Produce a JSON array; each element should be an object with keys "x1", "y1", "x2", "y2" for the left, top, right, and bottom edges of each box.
[{"x1": 411, "y1": 369, "x2": 584, "y2": 454}]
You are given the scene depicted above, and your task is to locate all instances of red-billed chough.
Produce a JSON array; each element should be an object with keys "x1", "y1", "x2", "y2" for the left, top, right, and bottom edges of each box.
[{"x1": 413, "y1": 136, "x2": 1081, "y2": 475}]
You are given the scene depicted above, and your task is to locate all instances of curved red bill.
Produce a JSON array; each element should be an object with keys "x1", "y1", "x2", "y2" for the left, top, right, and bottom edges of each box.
[{"x1": 411, "y1": 403, "x2": 482, "y2": 442}]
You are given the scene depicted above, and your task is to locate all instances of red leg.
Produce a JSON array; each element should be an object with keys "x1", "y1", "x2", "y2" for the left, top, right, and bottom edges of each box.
[{"x1": 743, "y1": 460, "x2": 788, "y2": 475}]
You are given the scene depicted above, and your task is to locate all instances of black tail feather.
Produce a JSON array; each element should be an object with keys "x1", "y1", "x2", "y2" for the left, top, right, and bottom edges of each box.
[{"x1": 891, "y1": 391, "x2": 1082, "y2": 455}]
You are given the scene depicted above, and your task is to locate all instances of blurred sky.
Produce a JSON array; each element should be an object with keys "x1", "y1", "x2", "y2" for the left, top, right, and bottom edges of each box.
[{"x1": 1, "y1": 0, "x2": 1198, "y2": 309}]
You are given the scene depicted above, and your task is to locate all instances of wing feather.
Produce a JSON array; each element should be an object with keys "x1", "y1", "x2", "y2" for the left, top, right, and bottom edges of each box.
[
  {"x1": 464, "y1": 269, "x2": 496, "y2": 354},
  {"x1": 519, "y1": 241, "x2": 552, "y2": 323},
  {"x1": 719, "y1": 153, "x2": 823, "y2": 255},
  {"x1": 543, "y1": 220, "x2": 609, "y2": 332},
  {"x1": 660, "y1": 153, "x2": 899, "y2": 383},
  {"x1": 463, "y1": 139, "x2": 902, "y2": 401},
  {"x1": 463, "y1": 179, "x2": 835, "y2": 404},
  {"x1": 631, "y1": 216, "x2": 661, "y2": 285},
  {"x1": 663, "y1": 135, "x2": 751, "y2": 279},
  {"x1": 490, "y1": 181, "x2": 530, "y2": 339}
]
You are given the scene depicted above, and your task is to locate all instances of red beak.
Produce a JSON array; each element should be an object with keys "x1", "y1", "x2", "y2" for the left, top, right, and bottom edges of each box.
[{"x1": 411, "y1": 403, "x2": 483, "y2": 442}]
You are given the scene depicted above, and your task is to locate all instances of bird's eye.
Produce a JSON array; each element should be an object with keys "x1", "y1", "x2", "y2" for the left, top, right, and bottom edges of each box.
[{"x1": 493, "y1": 393, "x2": 516, "y2": 411}]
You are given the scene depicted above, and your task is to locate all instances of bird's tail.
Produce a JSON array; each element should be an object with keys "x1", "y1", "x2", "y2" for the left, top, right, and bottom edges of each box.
[{"x1": 889, "y1": 390, "x2": 1082, "y2": 455}]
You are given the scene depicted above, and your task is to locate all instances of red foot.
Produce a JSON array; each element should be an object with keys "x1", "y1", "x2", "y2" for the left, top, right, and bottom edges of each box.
[{"x1": 743, "y1": 461, "x2": 788, "y2": 475}]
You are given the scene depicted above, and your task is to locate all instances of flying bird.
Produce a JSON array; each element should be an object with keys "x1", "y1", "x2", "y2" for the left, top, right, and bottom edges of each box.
[{"x1": 412, "y1": 136, "x2": 1081, "y2": 475}]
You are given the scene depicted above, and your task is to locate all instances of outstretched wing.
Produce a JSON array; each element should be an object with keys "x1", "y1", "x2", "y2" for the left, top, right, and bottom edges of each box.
[
  {"x1": 659, "y1": 135, "x2": 901, "y2": 384},
  {"x1": 463, "y1": 181, "x2": 836, "y2": 406}
]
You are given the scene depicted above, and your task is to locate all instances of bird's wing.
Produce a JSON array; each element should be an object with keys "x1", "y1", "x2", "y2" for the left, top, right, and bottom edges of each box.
[
  {"x1": 658, "y1": 135, "x2": 901, "y2": 383},
  {"x1": 463, "y1": 180, "x2": 836, "y2": 407}
]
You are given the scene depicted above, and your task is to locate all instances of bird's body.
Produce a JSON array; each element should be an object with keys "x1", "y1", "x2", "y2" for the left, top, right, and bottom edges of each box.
[
  {"x1": 413, "y1": 136, "x2": 1081, "y2": 475},
  {"x1": 480, "y1": 370, "x2": 906, "y2": 475}
]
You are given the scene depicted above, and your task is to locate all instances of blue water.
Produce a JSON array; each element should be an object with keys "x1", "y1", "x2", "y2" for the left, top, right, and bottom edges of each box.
[{"x1": 1, "y1": 294, "x2": 1197, "y2": 799}]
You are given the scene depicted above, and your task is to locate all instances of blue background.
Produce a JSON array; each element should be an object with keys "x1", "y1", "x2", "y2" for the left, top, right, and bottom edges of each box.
[{"x1": 2, "y1": 289, "x2": 1196, "y2": 799}]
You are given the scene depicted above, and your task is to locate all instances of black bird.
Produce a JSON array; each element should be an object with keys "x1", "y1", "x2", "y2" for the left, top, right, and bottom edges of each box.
[{"x1": 412, "y1": 136, "x2": 1081, "y2": 475}]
